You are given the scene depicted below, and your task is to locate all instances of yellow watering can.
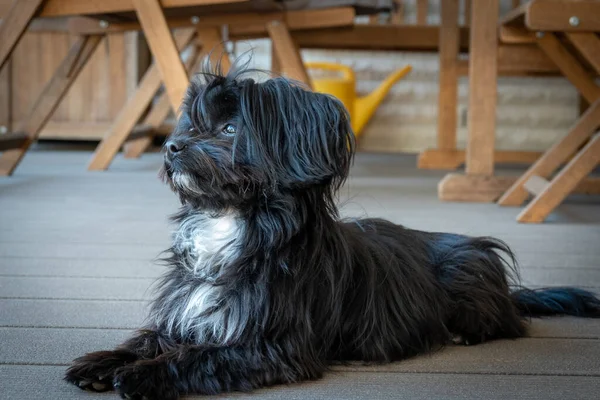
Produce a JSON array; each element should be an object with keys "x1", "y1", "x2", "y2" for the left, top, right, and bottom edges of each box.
[{"x1": 306, "y1": 62, "x2": 412, "y2": 136}]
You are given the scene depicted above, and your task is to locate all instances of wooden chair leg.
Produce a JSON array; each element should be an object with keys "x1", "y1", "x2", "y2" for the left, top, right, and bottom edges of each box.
[
  {"x1": 0, "y1": 35, "x2": 102, "y2": 176},
  {"x1": 498, "y1": 98, "x2": 600, "y2": 206},
  {"x1": 133, "y1": 0, "x2": 190, "y2": 112},
  {"x1": 517, "y1": 133, "x2": 600, "y2": 223},
  {"x1": 124, "y1": 27, "x2": 230, "y2": 159},
  {"x1": 267, "y1": 21, "x2": 310, "y2": 85},
  {"x1": 88, "y1": 29, "x2": 196, "y2": 171},
  {"x1": 0, "y1": 0, "x2": 45, "y2": 70}
]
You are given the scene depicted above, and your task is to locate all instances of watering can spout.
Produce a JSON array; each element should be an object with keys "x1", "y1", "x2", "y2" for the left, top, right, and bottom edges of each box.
[
  {"x1": 353, "y1": 65, "x2": 412, "y2": 134},
  {"x1": 305, "y1": 62, "x2": 412, "y2": 136}
]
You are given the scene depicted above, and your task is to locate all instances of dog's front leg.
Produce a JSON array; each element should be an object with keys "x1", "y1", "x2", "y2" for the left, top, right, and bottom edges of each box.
[
  {"x1": 65, "y1": 329, "x2": 175, "y2": 392},
  {"x1": 113, "y1": 341, "x2": 324, "y2": 400}
]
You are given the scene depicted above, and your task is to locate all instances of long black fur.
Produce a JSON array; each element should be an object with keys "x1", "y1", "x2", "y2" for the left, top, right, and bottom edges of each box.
[{"x1": 65, "y1": 64, "x2": 600, "y2": 399}]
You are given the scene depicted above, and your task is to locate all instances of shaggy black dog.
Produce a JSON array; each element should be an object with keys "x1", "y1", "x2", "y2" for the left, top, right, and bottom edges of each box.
[{"x1": 66, "y1": 65, "x2": 600, "y2": 399}]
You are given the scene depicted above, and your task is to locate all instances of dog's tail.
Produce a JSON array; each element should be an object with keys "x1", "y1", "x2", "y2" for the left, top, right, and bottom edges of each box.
[{"x1": 512, "y1": 287, "x2": 600, "y2": 318}]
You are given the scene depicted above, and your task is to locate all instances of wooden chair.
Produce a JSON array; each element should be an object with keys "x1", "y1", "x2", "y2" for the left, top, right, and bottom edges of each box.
[
  {"x1": 0, "y1": 0, "x2": 356, "y2": 175},
  {"x1": 495, "y1": 0, "x2": 600, "y2": 223}
]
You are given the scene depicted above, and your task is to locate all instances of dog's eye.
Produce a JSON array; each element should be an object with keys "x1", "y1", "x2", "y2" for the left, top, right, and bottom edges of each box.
[{"x1": 222, "y1": 124, "x2": 236, "y2": 136}]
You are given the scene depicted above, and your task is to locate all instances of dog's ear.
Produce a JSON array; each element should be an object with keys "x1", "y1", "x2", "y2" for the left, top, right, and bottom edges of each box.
[{"x1": 238, "y1": 78, "x2": 355, "y2": 190}]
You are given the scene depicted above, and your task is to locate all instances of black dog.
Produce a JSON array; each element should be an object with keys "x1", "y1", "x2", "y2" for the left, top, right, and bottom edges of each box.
[{"x1": 66, "y1": 65, "x2": 600, "y2": 399}]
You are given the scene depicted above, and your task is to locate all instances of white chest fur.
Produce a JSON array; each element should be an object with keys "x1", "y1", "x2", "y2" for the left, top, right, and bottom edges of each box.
[
  {"x1": 164, "y1": 211, "x2": 244, "y2": 344},
  {"x1": 173, "y1": 211, "x2": 242, "y2": 275}
]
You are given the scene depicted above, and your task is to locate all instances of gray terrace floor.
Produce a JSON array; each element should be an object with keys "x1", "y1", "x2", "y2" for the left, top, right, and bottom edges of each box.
[{"x1": 1, "y1": 145, "x2": 600, "y2": 400}]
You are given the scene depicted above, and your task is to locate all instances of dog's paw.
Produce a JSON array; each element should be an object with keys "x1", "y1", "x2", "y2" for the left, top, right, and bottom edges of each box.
[
  {"x1": 65, "y1": 350, "x2": 139, "y2": 392},
  {"x1": 113, "y1": 361, "x2": 179, "y2": 400}
]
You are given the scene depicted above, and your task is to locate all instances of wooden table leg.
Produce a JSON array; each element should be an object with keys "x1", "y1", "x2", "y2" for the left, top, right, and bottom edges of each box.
[
  {"x1": 0, "y1": 0, "x2": 45, "y2": 70},
  {"x1": 267, "y1": 21, "x2": 310, "y2": 86},
  {"x1": 418, "y1": 0, "x2": 460, "y2": 169},
  {"x1": 132, "y1": 0, "x2": 190, "y2": 112},
  {"x1": 123, "y1": 27, "x2": 230, "y2": 159},
  {"x1": 0, "y1": 35, "x2": 102, "y2": 176},
  {"x1": 465, "y1": 0, "x2": 498, "y2": 176},
  {"x1": 517, "y1": 134, "x2": 600, "y2": 223},
  {"x1": 88, "y1": 29, "x2": 196, "y2": 171},
  {"x1": 438, "y1": 0, "x2": 501, "y2": 201}
]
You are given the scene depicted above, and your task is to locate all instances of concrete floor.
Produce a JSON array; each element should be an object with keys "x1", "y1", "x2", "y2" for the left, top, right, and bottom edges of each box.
[{"x1": 1, "y1": 146, "x2": 599, "y2": 399}]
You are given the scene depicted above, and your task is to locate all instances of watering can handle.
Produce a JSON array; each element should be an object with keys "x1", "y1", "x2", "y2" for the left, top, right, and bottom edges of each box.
[{"x1": 305, "y1": 62, "x2": 355, "y2": 81}]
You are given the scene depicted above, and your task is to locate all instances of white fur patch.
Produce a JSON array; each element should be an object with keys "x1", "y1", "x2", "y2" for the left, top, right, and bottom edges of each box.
[
  {"x1": 173, "y1": 211, "x2": 241, "y2": 275},
  {"x1": 163, "y1": 211, "x2": 244, "y2": 344}
]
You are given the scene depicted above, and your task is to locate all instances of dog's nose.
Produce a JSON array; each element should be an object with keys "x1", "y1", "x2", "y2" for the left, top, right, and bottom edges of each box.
[{"x1": 166, "y1": 140, "x2": 186, "y2": 156}]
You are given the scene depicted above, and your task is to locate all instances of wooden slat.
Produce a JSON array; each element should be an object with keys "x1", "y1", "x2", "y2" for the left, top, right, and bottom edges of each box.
[
  {"x1": 498, "y1": 98, "x2": 600, "y2": 207},
  {"x1": 292, "y1": 25, "x2": 471, "y2": 52},
  {"x1": 133, "y1": 0, "x2": 190, "y2": 112},
  {"x1": 45, "y1": 8, "x2": 355, "y2": 37},
  {"x1": 88, "y1": 29, "x2": 195, "y2": 171},
  {"x1": 465, "y1": 0, "x2": 499, "y2": 176},
  {"x1": 536, "y1": 33, "x2": 600, "y2": 105},
  {"x1": 527, "y1": 0, "x2": 600, "y2": 31},
  {"x1": 566, "y1": 32, "x2": 600, "y2": 75},
  {"x1": 0, "y1": 0, "x2": 250, "y2": 18},
  {"x1": 0, "y1": 0, "x2": 44, "y2": 70},
  {"x1": 523, "y1": 175, "x2": 549, "y2": 196},
  {"x1": 267, "y1": 20, "x2": 309, "y2": 85},
  {"x1": 416, "y1": 0, "x2": 428, "y2": 25},
  {"x1": 436, "y1": 0, "x2": 460, "y2": 151},
  {"x1": 0, "y1": 35, "x2": 102, "y2": 176},
  {"x1": 518, "y1": 134, "x2": 600, "y2": 223}
]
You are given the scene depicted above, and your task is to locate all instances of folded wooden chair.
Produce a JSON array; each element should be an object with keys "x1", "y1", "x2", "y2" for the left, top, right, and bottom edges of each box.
[{"x1": 496, "y1": 0, "x2": 600, "y2": 222}]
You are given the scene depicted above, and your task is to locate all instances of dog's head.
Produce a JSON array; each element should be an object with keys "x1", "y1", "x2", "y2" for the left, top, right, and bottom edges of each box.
[{"x1": 161, "y1": 66, "x2": 355, "y2": 210}]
